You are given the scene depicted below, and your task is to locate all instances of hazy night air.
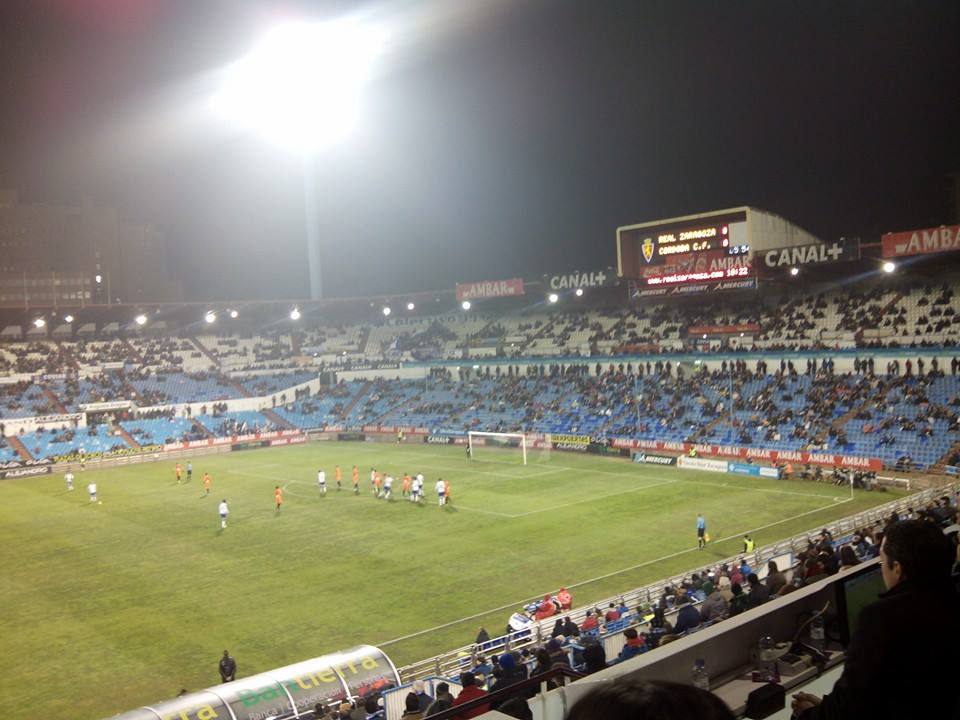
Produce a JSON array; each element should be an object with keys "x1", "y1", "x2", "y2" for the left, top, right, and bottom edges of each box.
[{"x1": 0, "y1": 0, "x2": 956, "y2": 301}]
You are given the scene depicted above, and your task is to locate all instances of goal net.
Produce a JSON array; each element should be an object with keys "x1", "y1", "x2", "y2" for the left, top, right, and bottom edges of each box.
[{"x1": 466, "y1": 432, "x2": 552, "y2": 465}]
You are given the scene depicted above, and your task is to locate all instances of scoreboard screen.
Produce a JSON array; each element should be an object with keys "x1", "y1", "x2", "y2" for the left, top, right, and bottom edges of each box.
[{"x1": 617, "y1": 211, "x2": 753, "y2": 287}]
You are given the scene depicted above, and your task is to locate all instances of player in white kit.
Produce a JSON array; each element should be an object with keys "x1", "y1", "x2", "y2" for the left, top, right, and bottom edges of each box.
[
  {"x1": 219, "y1": 499, "x2": 229, "y2": 529},
  {"x1": 317, "y1": 469, "x2": 326, "y2": 495},
  {"x1": 415, "y1": 473, "x2": 425, "y2": 503},
  {"x1": 410, "y1": 475, "x2": 420, "y2": 502},
  {"x1": 65, "y1": 470, "x2": 74, "y2": 491},
  {"x1": 383, "y1": 475, "x2": 393, "y2": 500},
  {"x1": 88, "y1": 481, "x2": 97, "y2": 502},
  {"x1": 436, "y1": 478, "x2": 446, "y2": 506}
]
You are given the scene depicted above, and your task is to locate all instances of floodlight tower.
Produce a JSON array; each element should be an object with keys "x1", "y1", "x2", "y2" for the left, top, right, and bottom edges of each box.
[{"x1": 215, "y1": 20, "x2": 385, "y2": 299}]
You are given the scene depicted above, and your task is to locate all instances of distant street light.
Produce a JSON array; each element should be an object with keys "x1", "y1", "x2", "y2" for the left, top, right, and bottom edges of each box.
[
  {"x1": 33, "y1": 318, "x2": 45, "y2": 328},
  {"x1": 382, "y1": 306, "x2": 392, "y2": 316},
  {"x1": 883, "y1": 261, "x2": 896, "y2": 273},
  {"x1": 134, "y1": 314, "x2": 147, "y2": 326},
  {"x1": 406, "y1": 302, "x2": 415, "y2": 311},
  {"x1": 229, "y1": 309, "x2": 239, "y2": 319},
  {"x1": 547, "y1": 293, "x2": 559, "y2": 304},
  {"x1": 204, "y1": 311, "x2": 217, "y2": 324},
  {"x1": 790, "y1": 267, "x2": 799, "y2": 276},
  {"x1": 290, "y1": 308, "x2": 301, "y2": 320},
  {"x1": 64, "y1": 315, "x2": 74, "y2": 323},
  {"x1": 575, "y1": 288, "x2": 584, "y2": 297},
  {"x1": 461, "y1": 300, "x2": 471, "y2": 311}
]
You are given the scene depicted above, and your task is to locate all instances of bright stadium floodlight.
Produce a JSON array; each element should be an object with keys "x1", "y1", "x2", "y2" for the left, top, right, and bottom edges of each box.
[
  {"x1": 64, "y1": 314, "x2": 74, "y2": 323},
  {"x1": 406, "y1": 302, "x2": 415, "y2": 311},
  {"x1": 547, "y1": 293, "x2": 559, "y2": 304},
  {"x1": 135, "y1": 314, "x2": 147, "y2": 326},
  {"x1": 461, "y1": 300, "x2": 471, "y2": 311},
  {"x1": 575, "y1": 288, "x2": 584, "y2": 297},
  {"x1": 790, "y1": 267, "x2": 799, "y2": 276},
  {"x1": 290, "y1": 308, "x2": 301, "y2": 320},
  {"x1": 382, "y1": 306, "x2": 391, "y2": 316},
  {"x1": 229, "y1": 309, "x2": 239, "y2": 319},
  {"x1": 213, "y1": 20, "x2": 386, "y2": 150},
  {"x1": 94, "y1": 274, "x2": 102, "y2": 284},
  {"x1": 204, "y1": 311, "x2": 217, "y2": 324},
  {"x1": 33, "y1": 317, "x2": 46, "y2": 328},
  {"x1": 883, "y1": 261, "x2": 896, "y2": 273}
]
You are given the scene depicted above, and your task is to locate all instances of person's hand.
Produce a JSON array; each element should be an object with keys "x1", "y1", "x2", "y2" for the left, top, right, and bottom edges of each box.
[{"x1": 791, "y1": 691, "x2": 821, "y2": 716}]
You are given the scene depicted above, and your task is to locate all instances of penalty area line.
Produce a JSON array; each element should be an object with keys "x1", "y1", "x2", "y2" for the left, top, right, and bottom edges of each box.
[{"x1": 375, "y1": 495, "x2": 852, "y2": 650}]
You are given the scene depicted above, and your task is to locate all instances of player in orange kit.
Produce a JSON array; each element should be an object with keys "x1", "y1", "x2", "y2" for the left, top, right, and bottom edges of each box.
[
  {"x1": 203, "y1": 472, "x2": 212, "y2": 496},
  {"x1": 335, "y1": 465, "x2": 342, "y2": 491},
  {"x1": 274, "y1": 485, "x2": 284, "y2": 511}
]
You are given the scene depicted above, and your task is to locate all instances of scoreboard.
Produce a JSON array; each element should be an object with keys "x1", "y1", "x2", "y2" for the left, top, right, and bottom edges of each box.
[{"x1": 617, "y1": 210, "x2": 754, "y2": 289}]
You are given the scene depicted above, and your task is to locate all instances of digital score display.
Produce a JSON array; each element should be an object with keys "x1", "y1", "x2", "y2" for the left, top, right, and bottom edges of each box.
[
  {"x1": 643, "y1": 223, "x2": 748, "y2": 263},
  {"x1": 617, "y1": 214, "x2": 753, "y2": 288}
]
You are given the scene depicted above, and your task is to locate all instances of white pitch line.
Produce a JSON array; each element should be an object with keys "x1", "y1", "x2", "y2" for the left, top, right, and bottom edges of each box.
[
  {"x1": 375, "y1": 495, "x2": 852, "y2": 649},
  {"x1": 509, "y1": 479, "x2": 679, "y2": 518},
  {"x1": 677, "y1": 478, "x2": 843, "y2": 500}
]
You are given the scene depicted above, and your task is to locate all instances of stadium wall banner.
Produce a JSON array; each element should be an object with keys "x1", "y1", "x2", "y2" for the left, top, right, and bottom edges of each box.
[
  {"x1": 688, "y1": 323, "x2": 761, "y2": 336},
  {"x1": 551, "y1": 433, "x2": 591, "y2": 452},
  {"x1": 337, "y1": 432, "x2": 367, "y2": 442},
  {"x1": 727, "y1": 462, "x2": 781, "y2": 478},
  {"x1": 162, "y1": 430, "x2": 302, "y2": 452},
  {"x1": 546, "y1": 270, "x2": 613, "y2": 291},
  {"x1": 0, "y1": 458, "x2": 52, "y2": 470},
  {"x1": 0, "y1": 465, "x2": 52, "y2": 479},
  {"x1": 761, "y1": 239, "x2": 859, "y2": 269},
  {"x1": 455, "y1": 277, "x2": 525, "y2": 301},
  {"x1": 882, "y1": 224, "x2": 960, "y2": 258},
  {"x1": 677, "y1": 456, "x2": 730, "y2": 473},
  {"x1": 613, "y1": 439, "x2": 882, "y2": 471},
  {"x1": 79, "y1": 400, "x2": 133, "y2": 412},
  {"x1": 269, "y1": 435, "x2": 307, "y2": 447},
  {"x1": 633, "y1": 452, "x2": 677, "y2": 466},
  {"x1": 425, "y1": 434, "x2": 456, "y2": 445}
]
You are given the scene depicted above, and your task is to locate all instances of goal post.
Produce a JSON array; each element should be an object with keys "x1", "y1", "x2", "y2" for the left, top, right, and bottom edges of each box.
[{"x1": 467, "y1": 431, "x2": 528, "y2": 465}]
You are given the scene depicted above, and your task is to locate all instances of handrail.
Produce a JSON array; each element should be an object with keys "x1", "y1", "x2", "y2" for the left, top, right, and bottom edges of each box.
[
  {"x1": 396, "y1": 481, "x2": 957, "y2": 682},
  {"x1": 423, "y1": 666, "x2": 585, "y2": 720}
]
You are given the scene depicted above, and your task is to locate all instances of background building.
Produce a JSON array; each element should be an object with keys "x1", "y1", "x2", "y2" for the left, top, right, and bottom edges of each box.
[{"x1": 0, "y1": 189, "x2": 180, "y2": 307}]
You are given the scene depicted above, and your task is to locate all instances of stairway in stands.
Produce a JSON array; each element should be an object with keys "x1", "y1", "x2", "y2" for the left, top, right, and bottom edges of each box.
[
  {"x1": 261, "y1": 408, "x2": 296, "y2": 430},
  {"x1": 189, "y1": 336, "x2": 221, "y2": 369},
  {"x1": 39, "y1": 384, "x2": 68, "y2": 413},
  {"x1": 7, "y1": 435, "x2": 33, "y2": 461},
  {"x1": 340, "y1": 381, "x2": 371, "y2": 420},
  {"x1": 117, "y1": 427, "x2": 141, "y2": 449}
]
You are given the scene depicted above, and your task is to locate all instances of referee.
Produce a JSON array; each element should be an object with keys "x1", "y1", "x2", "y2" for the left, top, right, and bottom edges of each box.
[{"x1": 696, "y1": 513, "x2": 707, "y2": 549}]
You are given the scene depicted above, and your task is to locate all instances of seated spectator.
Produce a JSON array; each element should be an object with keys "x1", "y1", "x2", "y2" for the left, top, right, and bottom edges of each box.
[
  {"x1": 746, "y1": 573, "x2": 771, "y2": 608},
  {"x1": 699, "y1": 581, "x2": 728, "y2": 622},
  {"x1": 581, "y1": 635, "x2": 607, "y2": 674},
  {"x1": 673, "y1": 595, "x2": 700, "y2": 634},
  {"x1": 765, "y1": 560, "x2": 787, "y2": 594},
  {"x1": 567, "y1": 679, "x2": 735, "y2": 720},
  {"x1": 401, "y1": 692, "x2": 423, "y2": 719},
  {"x1": 410, "y1": 680, "x2": 433, "y2": 713},
  {"x1": 451, "y1": 671, "x2": 489, "y2": 719},
  {"x1": 615, "y1": 627, "x2": 646, "y2": 662},
  {"x1": 838, "y1": 545, "x2": 859, "y2": 569},
  {"x1": 580, "y1": 610, "x2": 599, "y2": 633},
  {"x1": 792, "y1": 520, "x2": 960, "y2": 719},
  {"x1": 728, "y1": 582, "x2": 749, "y2": 616},
  {"x1": 424, "y1": 682, "x2": 453, "y2": 716}
]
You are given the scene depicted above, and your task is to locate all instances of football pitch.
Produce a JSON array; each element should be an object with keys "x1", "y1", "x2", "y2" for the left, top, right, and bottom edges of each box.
[{"x1": 0, "y1": 442, "x2": 903, "y2": 720}]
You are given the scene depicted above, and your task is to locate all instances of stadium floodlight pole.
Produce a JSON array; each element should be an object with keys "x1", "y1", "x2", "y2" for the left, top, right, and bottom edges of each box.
[{"x1": 213, "y1": 19, "x2": 386, "y2": 300}]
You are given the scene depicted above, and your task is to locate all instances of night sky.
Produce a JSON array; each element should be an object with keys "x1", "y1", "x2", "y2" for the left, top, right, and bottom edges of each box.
[{"x1": 1, "y1": 0, "x2": 958, "y2": 301}]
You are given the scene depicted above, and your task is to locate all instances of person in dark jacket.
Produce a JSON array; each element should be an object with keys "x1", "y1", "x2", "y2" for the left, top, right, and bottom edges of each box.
[
  {"x1": 792, "y1": 521, "x2": 960, "y2": 719},
  {"x1": 489, "y1": 652, "x2": 527, "y2": 709},
  {"x1": 746, "y1": 573, "x2": 770, "y2": 608},
  {"x1": 581, "y1": 636, "x2": 607, "y2": 674},
  {"x1": 218, "y1": 650, "x2": 236, "y2": 682},
  {"x1": 673, "y1": 595, "x2": 700, "y2": 633}
]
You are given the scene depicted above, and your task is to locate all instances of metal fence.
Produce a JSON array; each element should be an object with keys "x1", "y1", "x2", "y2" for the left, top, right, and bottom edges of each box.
[{"x1": 396, "y1": 481, "x2": 958, "y2": 683}]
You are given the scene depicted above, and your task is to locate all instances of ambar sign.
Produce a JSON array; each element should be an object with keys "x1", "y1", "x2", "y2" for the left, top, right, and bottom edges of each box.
[{"x1": 882, "y1": 224, "x2": 960, "y2": 258}]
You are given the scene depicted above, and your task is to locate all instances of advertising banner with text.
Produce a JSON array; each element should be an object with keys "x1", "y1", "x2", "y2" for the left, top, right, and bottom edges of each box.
[
  {"x1": 882, "y1": 224, "x2": 960, "y2": 258},
  {"x1": 612, "y1": 438, "x2": 881, "y2": 471},
  {"x1": 455, "y1": 277, "x2": 525, "y2": 302}
]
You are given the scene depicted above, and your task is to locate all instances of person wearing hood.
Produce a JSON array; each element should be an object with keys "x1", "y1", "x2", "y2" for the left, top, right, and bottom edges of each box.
[{"x1": 489, "y1": 652, "x2": 527, "y2": 709}]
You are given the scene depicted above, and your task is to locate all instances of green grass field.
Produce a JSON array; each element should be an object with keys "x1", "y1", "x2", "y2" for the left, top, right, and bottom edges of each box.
[{"x1": 0, "y1": 441, "x2": 903, "y2": 719}]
